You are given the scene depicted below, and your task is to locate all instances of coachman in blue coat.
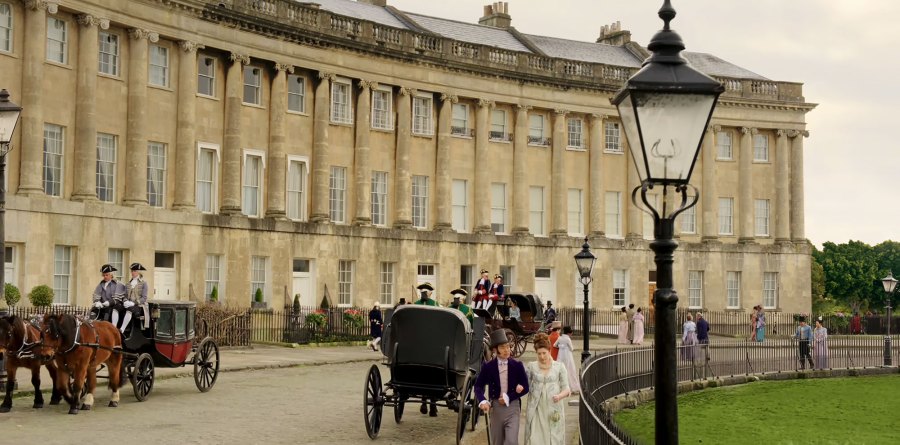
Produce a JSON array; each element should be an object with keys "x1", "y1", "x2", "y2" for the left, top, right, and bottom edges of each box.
[{"x1": 475, "y1": 329, "x2": 529, "y2": 444}]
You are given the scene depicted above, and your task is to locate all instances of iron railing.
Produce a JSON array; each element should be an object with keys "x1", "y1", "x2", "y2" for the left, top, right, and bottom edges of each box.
[{"x1": 579, "y1": 337, "x2": 900, "y2": 444}]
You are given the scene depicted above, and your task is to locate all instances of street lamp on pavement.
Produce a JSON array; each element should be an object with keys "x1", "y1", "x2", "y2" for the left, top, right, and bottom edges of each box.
[
  {"x1": 881, "y1": 272, "x2": 897, "y2": 366},
  {"x1": 574, "y1": 236, "x2": 596, "y2": 364},
  {"x1": 610, "y1": 1, "x2": 723, "y2": 443},
  {"x1": 0, "y1": 89, "x2": 22, "y2": 387}
]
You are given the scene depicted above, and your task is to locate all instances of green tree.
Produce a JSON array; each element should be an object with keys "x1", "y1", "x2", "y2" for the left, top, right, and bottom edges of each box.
[
  {"x1": 4, "y1": 283, "x2": 21, "y2": 307},
  {"x1": 810, "y1": 252, "x2": 825, "y2": 301},
  {"x1": 815, "y1": 241, "x2": 880, "y2": 306},
  {"x1": 28, "y1": 285, "x2": 54, "y2": 307},
  {"x1": 873, "y1": 240, "x2": 900, "y2": 305}
]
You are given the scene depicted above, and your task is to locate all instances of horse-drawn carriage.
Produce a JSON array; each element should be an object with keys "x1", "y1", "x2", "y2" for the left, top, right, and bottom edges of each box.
[
  {"x1": 363, "y1": 305, "x2": 486, "y2": 444},
  {"x1": 476, "y1": 293, "x2": 545, "y2": 357}
]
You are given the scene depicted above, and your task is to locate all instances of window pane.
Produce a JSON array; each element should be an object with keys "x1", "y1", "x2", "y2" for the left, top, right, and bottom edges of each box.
[
  {"x1": 149, "y1": 45, "x2": 169, "y2": 86},
  {"x1": 43, "y1": 124, "x2": 64, "y2": 196},
  {"x1": 147, "y1": 143, "x2": 166, "y2": 207},
  {"x1": 287, "y1": 160, "x2": 306, "y2": 220},
  {"x1": 287, "y1": 75, "x2": 305, "y2": 113},
  {"x1": 198, "y1": 56, "x2": 215, "y2": 96}
]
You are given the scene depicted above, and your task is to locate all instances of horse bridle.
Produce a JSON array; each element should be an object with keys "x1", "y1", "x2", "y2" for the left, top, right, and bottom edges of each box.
[{"x1": 0, "y1": 316, "x2": 43, "y2": 360}]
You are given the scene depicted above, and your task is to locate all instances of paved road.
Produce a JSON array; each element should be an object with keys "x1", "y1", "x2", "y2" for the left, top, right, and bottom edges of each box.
[{"x1": 0, "y1": 357, "x2": 579, "y2": 445}]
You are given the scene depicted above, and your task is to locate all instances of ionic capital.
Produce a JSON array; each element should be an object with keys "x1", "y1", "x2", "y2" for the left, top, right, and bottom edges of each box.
[
  {"x1": 399, "y1": 87, "x2": 417, "y2": 97},
  {"x1": 440, "y1": 93, "x2": 458, "y2": 104},
  {"x1": 229, "y1": 53, "x2": 251, "y2": 65},
  {"x1": 554, "y1": 108, "x2": 569, "y2": 116},
  {"x1": 776, "y1": 129, "x2": 787, "y2": 138},
  {"x1": 317, "y1": 71, "x2": 335, "y2": 82},
  {"x1": 24, "y1": 0, "x2": 57, "y2": 13},
  {"x1": 787, "y1": 130, "x2": 809, "y2": 138},
  {"x1": 178, "y1": 40, "x2": 204, "y2": 53},
  {"x1": 358, "y1": 79, "x2": 377, "y2": 91},
  {"x1": 76, "y1": 14, "x2": 109, "y2": 30},
  {"x1": 275, "y1": 63, "x2": 295, "y2": 74},
  {"x1": 590, "y1": 113, "x2": 606, "y2": 122},
  {"x1": 740, "y1": 126, "x2": 755, "y2": 135},
  {"x1": 128, "y1": 28, "x2": 159, "y2": 43},
  {"x1": 712, "y1": 124, "x2": 722, "y2": 133},
  {"x1": 517, "y1": 104, "x2": 533, "y2": 113},
  {"x1": 477, "y1": 98, "x2": 494, "y2": 108}
]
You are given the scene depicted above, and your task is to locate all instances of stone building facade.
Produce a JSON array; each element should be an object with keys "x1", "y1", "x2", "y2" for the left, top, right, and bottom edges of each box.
[{"x1": 0, "y1": 0, "x2": 815, "y2": 311}]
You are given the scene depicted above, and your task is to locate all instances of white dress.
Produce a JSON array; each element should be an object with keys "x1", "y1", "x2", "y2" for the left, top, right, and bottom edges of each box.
[
  {"x1": 553, "y1": 334, "x2": 580, "y2": 393},
  {"x1": 525, "y1": 361, "x2": 569, "y2": 445}
]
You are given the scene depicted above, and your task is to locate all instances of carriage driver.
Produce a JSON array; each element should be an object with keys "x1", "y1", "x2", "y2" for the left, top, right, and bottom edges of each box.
[
  {"x1": 92, "y1": 264, "x2": 126, "y2": 322},
  {"x1": 114, "y1": 263, "x2": 149, "y2": 334}
]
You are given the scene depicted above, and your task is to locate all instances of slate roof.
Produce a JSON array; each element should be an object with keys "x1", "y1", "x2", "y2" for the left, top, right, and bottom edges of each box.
[
  {"x1": 297, "y1": 0, "x2": 767, "y2": 79},
  {"x1": 405, "y1": 13, "x2": 531, "y2": 52}
]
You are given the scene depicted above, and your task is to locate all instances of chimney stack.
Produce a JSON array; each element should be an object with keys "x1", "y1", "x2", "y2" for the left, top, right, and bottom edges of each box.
[
  {"x1": 478, "y1": 2, "x2": 511, "y2": 29},
  {"x1": 596, "y1": 21, "x2": 631, "y2": 46},
  {"x1": 357, "y1": 0, "x2": 387, "y2": 6}
]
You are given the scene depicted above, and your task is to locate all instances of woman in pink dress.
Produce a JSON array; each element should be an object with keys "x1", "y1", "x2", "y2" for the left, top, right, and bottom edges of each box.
[
  {"x1": 617, "y1": 307, "x2": 629, "y2": 344},
  {"x1": 632, "y1": 307, "x2": 645, "y2": 345}
]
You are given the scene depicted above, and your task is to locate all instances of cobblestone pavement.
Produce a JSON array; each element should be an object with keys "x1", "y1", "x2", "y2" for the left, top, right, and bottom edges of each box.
[{"x1": 0, "y1": 355, "x2": 580, "y2": 445}]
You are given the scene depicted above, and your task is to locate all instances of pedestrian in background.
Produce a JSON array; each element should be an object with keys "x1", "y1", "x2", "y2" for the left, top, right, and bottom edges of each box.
[
  {"x1": 749, "y1": 306, "x2": 759, "y2": 341},
  {"x1": 626, "y1": 303, "x2": 636, "y2": 344},
  {"x1": 696, "y1": 312, "x2": 709, "y2": 345},
  {"x1": 554, "y1": 326, "x2": 580, "y2": 394},
  {"x1": 367, "y1": 302, "x2": 382, "y2": 352},
  {"x1": 681, "y1": 313, "x2": 699, "y2": 361},
  {"x1": 543, "y1": 301, "x2": 557, "y2": 327},
  {"x1": 548, "y1": 321, "x2": 562, "y2": 361},
  {"x1": 525, "y1": 333, "x2": 570, "y2": 445},
  {"x1": 617, "y1": 307, "x2": 629, "y2": 344},
  {"x1": 756, "y1": 306, "x2": 767, "y2": 342},
  {"x1": 632, "y1": 308, "x2": 645, "y2": 345},
  {"x1": 793, "y1": 316, "x2": 815, "y2": 370},
  {"x1": 813, "y1": 317, "x2": 829, "y2": 369}
]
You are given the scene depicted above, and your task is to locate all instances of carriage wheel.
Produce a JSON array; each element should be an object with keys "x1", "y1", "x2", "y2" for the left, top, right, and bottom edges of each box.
[
  {"x1": 513, "y1": 337, "x2": 528, "y2": 357},
  {"x1": 393, "y1": 399, "x2": 404, "y2": 424},
  {"x1": 194, "y1": 337, "x2": 220, "y2": 393},
  {"x1": 131, "y1": 353, "x2": 155, "y2": 402},
  {"x1": 456, "y1": 373, "x2": 472, "y2": 445},
  {"x1": 363, "y1": 365, "x2": 384, "y2": 440},
  {"x1": 470, "y1": 383, "x2": 480, "y2": 431}
]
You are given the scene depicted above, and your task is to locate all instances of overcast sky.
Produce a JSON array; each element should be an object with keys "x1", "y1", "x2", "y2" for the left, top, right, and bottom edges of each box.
[{"x1": 388, "y1": 0, "x2": 898, "y2": 247}]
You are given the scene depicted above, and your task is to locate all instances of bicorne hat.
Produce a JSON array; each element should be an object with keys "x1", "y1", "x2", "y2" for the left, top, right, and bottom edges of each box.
[
  {"x1": 450, "y1": 288, "x2": 468, "y2": 298},
  {"x1": 489, "y1": 329, "x2": 511, "y2": 348},
  {"x1": 100, "y1": 264, "x2": 117, "y2": 274},
  {"x1": 480, "y1": 269, "x2": 489, "y2": 274},
  {"x1": 494, "y1": 274, "x2": 503, "y2": 280},
  {"x1": 130, "y1": 263, "x2": 147, "y2": 271},
  {"x1": 416, "y1": 282, "x2": 434, "y2": 291}
]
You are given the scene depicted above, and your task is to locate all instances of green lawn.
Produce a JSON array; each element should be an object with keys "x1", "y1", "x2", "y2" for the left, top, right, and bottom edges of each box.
[{"x1": 614, "y1": 374, "x2": 900, "y2": 445}]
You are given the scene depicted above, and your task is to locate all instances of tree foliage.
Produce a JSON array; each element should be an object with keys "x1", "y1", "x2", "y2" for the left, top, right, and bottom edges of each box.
[{"x1": 814, "y1": 240, "x2": 900, "y2": 309}]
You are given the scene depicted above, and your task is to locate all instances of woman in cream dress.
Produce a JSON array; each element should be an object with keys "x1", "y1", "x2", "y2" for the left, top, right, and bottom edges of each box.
[{"x1": 525, "y1": 333, "x2": 571, "y2": 445}]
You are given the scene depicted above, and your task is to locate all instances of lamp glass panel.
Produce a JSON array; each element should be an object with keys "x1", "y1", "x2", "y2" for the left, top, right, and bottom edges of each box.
[
  {"x1": 632, "y1": 92, "x2": 715, "y2": 183},
  {"x1": 0, "y1": 109, "x2": 20, "y2": 143},
  {"x1": 615, "y1": 95, "x2": 647, "y2": 182},
  {"x1": 883, "y1": 275, "x2": 898, "y2": 293}
]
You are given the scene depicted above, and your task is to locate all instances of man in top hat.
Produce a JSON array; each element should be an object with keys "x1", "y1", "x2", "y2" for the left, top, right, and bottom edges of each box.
[
  {"x1": 414, "y1": 282, "x2": 438, "y2": 306},
  {"x1": 115, "y1": 263, "x2": 149, "y2": 334},
  {"x1": 473, "y1": 269, "x2": 493, "y2": 312},
  {"x1": 475, "y1": 329, "x2": 529, "y2": 445},
  {"x1": 792, "y1": 316, "x2": 815, "y2": 370},
  {"x1": 543, "y1": 300, "x2": 557, "y2": 326},
  {"x1": 92, "y1": 264, "x2": 126, "y2": 322},
  {"x1": 449, "y1": 289, "x2": 473, "y2": 322}
]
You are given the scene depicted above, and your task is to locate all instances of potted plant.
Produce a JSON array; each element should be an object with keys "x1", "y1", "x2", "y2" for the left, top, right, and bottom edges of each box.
[
  {"x1": 4, "y1": 283, "x2": 21, "y2": 307},
  {"x1": 342, "y1": 308, "x2": 364, "y2": 330},
  {"x1": 305, "y1": 309, "x2": 327, "y2": 330},
  {"x1": 251, "y1": 287, "x2": 266, "y2": 309},
  {"x1": 28, "y1": 284, "x2": 54, "y2": 309}
]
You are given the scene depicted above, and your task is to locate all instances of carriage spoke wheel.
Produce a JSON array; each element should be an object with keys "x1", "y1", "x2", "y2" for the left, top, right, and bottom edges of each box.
[
  {"x1": 456, "y1": 373, "x2": 473, "y2": 445},
  {"x1": 194, "y1": 337, "x2": 220, "y2": 392},
  {"x1": 514, "y1": 337, "x2": 528, "y2": 357},
  {"x1": 393, "y1": 397, "x2": 404, "y2": 424},
  {"x1": 131, "y1": 353, "x2": 155, "y2": 402},
  {"x1": 363, "y1": 364, "x2": 384, "y2": 440},
  {"x1": 470, "y1": 382, "x2": 480, "y2": 431}
]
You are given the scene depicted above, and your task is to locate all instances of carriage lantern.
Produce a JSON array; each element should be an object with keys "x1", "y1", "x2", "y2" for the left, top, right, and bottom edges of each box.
[{"x1": 609, "y1": 1, "x2": 723, "y2": 444}]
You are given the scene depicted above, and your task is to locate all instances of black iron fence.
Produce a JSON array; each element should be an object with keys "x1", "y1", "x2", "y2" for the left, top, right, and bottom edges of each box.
[{"x1": 579, "y1": 336, "x2": 900, "y2": 444}]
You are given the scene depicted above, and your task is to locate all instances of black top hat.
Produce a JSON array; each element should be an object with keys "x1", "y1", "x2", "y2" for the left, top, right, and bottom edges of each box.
[
  {"x1": 489, "y1": 329, "x2": 510, "y2": 348},
  {"x1": 398, "y1": 298, "x2": 407, "y2": 305},
  {"x1": 416, "y1": 282, "x2": 434, "y2": 291},
  {"x1": 480, "y1": 269, "x2": 489, "y2": 274},
  {"x1": 100, "y1": 264, "x2": 117, "y2": 274},
  {"x1": 130, "y1": 262, "x2": 147, "y2": 271},
  {"x1": 451, "y1": 288, "x2": 468, "y2": 298}
]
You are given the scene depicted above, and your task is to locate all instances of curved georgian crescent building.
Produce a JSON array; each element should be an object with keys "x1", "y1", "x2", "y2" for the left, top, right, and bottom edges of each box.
[{"x1": 0, "y1": 0, "x2": 814, "y2": 311}]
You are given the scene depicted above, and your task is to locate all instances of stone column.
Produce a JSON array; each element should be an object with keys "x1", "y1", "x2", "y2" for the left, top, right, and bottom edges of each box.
[
  {"x1": 123, "y1": 28, "x2": 158, "y2": 206},
  {"x1": 774, "y1": 129, "x2": 791, "y2": 242},
  {"x1": 17, "y1": 1, "x2": 57, "y2": 195},
  {"x1": 393, "y1": 87, "x2": 414, "y2": 228},
  {"x1": 434, "y1": 92, "x2": 457, "y2": 231},
  {"x1": 352, "y1": 80, "x2": 375, "y2": 225},
  {"x1": 266, "y1": 63, "x2": 292, "y2": 218},
  {"x1": 221, "y1": 53, "x2": 249, "y2": 215},
  {"x1": 309, "y1": 72, "x2": 334, "y2": 223},
  {"x1": 789, "y1": 130, "x2": 808, "y2": 241},
  {"x1": 738, "y1": 127, "x2": 755, "y2": 242},
  {"x1": 550, "y1": 109, "x2": 568, "y2": 237},
  {"x1": 71, "y1": 14, "x2": 109, "y2": 201},
  {"x1": 626, "y1": 142, "x2": 642, "y2": 239},
  {"x1": 701, "y1": 125, "x2": 718, "y2": 240},
  {"x1": 173, "y1": 40, "x2": 202, "y2": 210},
  {"x1": 472, "y1": 99, "x2": 493, "y2": 234},
  {"x1": 510, "y1": 104, "x2": 530, "y2": 235},
  {"x1": 588, "y1": 114, "x2": 605, "y2": 236}
]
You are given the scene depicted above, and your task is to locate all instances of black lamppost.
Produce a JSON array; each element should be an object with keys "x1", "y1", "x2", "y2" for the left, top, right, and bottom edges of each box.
[
  {"x1": 881, "y1": 272, "x2": 897, "y2": 366},
  {"x1": 0, "y1": 89, "x2": 22, "y2": 387},
  {"x1": 574, "y1": 236, "x2": 596, "y2": 364},
  {"x1": 610, "y1": 2, "x2": 723, "y2": 443}
]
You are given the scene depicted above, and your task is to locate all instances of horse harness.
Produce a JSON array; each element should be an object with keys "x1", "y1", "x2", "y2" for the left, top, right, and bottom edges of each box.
[
  {"x1": 53, "y1": 317, "x2": 123, "y2": 376},
  {"x1": 5, "y1": 317, "x2": 42, "y2": 360}
]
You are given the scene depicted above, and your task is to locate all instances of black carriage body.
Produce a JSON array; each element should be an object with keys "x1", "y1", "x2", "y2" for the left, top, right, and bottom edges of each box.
[{"x1": 123, "y1": 301, "x2": 196, "y2": 368}]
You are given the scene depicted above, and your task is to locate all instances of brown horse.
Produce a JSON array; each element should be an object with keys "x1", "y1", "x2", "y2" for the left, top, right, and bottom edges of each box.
[
  {"x1": 38, "y1": 314, "x2": 124, "y2": 415},
  {"x1": 0, "y1": 315, "x2": 61, "y2": 411}
]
